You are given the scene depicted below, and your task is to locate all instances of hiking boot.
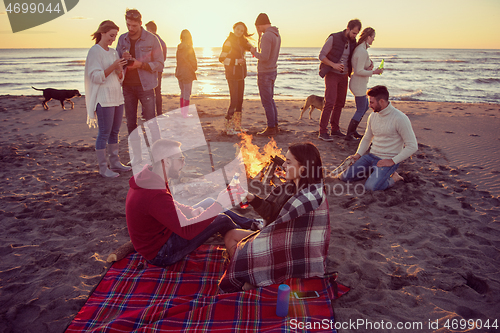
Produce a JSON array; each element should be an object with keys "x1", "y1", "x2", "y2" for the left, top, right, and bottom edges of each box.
[
  {"x1": 257, "y1": 126, "x2": 278, "y2": 136},
  {"x1": 318, "y1": 132, "x2": 334, "y2": 142}
]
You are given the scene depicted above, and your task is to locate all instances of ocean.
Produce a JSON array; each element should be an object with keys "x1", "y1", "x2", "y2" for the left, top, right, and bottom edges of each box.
[{"x1": 0, "y1": 47, "x2": 499, "y2": 104}]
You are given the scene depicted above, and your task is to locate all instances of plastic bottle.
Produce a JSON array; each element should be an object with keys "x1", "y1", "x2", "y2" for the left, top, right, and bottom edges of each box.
[
  {"x1": 228, "y1": 173, "x2": 249, "y2": 209},
  {"x1": 276, "y1": 284, "x2": 291, "y2": 317},
  {"x1": 378, "y1": 59, "x2": 384, "y2": 75}
]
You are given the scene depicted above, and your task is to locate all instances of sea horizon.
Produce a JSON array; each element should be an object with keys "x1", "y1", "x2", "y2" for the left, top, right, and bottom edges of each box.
[{"x1": 1, "y1": 47, "x2": 499, "y2": 105}]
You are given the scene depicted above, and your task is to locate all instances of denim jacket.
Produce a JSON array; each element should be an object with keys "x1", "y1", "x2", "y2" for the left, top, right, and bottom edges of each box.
[{"x1": 117, "y1": 28, "x2": 165, "y2": 91}]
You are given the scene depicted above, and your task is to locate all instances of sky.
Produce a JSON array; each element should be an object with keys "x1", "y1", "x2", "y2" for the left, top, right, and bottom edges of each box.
[{"x1": 0, "y1": 0, "x2": 499, "y2": 49}]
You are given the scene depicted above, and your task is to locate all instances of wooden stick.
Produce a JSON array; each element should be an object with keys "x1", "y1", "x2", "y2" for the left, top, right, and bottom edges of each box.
[{"x1": 106, "y1": 241, "x2": 135, "y2": 263}]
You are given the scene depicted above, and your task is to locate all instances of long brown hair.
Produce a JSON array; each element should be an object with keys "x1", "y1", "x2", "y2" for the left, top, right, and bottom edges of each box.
[
  {"x1": 180, "y1": 29, "x2": 193, "y2": 47},
  {"x1": 357, "y1": 27, "x2": 375, "y2": 47},
  {"x1": 288, "y1": 142, "x2": 323, "y2": 189},
  {"x1": 91, "y1": 20, "x2": 120, "y2": 44}
]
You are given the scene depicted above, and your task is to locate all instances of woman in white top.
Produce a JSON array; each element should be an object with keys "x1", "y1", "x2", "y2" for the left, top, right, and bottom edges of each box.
[
  {"x1": 346, "y1": 27, "x2": 383, "y2": 141},
  {"x1": 85, "y1": 20, "x2": 131, "y2": 177}
]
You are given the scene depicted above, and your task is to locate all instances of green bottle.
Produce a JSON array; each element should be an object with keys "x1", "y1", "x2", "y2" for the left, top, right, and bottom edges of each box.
[{"x1": 378, "y1": 59, "x2": 384, "y2": 74}]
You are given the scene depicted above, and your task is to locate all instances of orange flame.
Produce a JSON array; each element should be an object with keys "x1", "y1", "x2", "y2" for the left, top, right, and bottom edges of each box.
[{"x1": 238, "y1": 133, "x2": 285, "y2": 178}]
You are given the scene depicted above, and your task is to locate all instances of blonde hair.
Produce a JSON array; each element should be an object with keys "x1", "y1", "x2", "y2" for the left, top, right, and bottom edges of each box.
[{"x1": 91, "y1": 20, "x2": 119, "y2": 44}]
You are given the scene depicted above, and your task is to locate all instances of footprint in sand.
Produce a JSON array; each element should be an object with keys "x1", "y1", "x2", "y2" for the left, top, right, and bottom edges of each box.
[
  {"x1": 423, "y1": 128, "x2": 432, "y2": 130},
  {"x1": 470, "y1": 134, "x2": 480, "y2": 137},
  {"x1": 445, "y1": 131, "x2": 454, "y2": 134}
]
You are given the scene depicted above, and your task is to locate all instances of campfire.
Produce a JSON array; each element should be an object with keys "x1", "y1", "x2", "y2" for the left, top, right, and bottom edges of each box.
[{"x1": 238, "y1": 133, "x2": 286, "y2": 186}]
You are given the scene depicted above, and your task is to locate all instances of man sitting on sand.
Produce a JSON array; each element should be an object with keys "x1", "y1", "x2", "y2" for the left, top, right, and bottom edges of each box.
[
  {"x1": 125, "y1": 139, "x2": 240, "y2": 267},
  {"x1": 340, "y1": 85, "x2": 418, "y2": 191}
]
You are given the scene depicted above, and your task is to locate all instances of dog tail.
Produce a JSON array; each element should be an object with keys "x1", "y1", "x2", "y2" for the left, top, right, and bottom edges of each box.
[{"x1": 31, "y1": 86, "x2": 43, "y2": 91}]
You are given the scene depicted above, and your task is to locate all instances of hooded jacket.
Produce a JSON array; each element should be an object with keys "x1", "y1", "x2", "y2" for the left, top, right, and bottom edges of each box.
[
  {"x1": 252, "y1": 26, "x2": 281, "y2": 73},
  {"x1": 125, "y1": 166, "x2": 222, "y2": 260}
]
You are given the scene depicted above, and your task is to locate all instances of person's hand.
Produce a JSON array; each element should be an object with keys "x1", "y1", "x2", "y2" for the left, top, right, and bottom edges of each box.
[
  {"x1": 349, "y1": 153, "x2": 361, "y2": 162},
  {"x1": 246, "y1": 193, "x2": 255, "y2": 202},
  {"x1": 377, "y1": 159, "x2": 395, "y2": 167},
  {"x1": 237, "y1": 58, "x2": 246, "y2": 65},
  {"x1": 368, "y1": 62, "x2": 374, "y2": 70},
  {"x1": 191, "y1": 207, "x2": 204, "y2": 217},
  {"x1": 216, "y1": 187, "x2": 241, "y2": 209},
  {"x1": 250, "y1": 46, "x2": 256, "y2": 54},
  {"x1": 373, "y1": 68, "x2": 383, "y2": 75},
  {"x1": 333, "y1": 63, "x2": 344, "y2": 72},
  {"x1": 129, "y1": 59, "x2": 142, "y2": 69},
  {"x1": 122, "y1": 51, "x2": 132, "y2": 60},
  {"x1": 114, "y1": 58, "x2": 127, "y2": 71}
]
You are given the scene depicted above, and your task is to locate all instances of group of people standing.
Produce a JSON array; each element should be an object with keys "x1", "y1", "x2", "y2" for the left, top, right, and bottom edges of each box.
[
  {"x1": 82, "y1": 9, "x2": 419, "y2": 294},
  {"x1": 84, "y1": 10, "x2": 283, "y2": 178}
]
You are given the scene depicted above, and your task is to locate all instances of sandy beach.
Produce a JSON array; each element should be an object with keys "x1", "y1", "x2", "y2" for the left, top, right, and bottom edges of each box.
[{"x1": 0, "y1": 94, "x2": 499, "y2": 333}]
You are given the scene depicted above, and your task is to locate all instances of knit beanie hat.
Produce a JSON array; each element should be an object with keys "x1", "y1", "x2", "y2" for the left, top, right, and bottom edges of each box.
[{"x1": 255, "y1": 13, "x2": 271, "y2": 26}]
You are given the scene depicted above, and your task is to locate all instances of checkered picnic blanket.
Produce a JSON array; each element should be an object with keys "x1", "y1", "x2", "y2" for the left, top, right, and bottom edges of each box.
[{"x1": 66, "y1": 245, "x2": 348, "y2": 332}]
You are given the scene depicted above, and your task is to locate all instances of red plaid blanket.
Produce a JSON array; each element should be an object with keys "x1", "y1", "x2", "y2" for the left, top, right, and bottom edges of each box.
[{"x1": 66, "y1": 245, "x2": 349, "y2": 332}]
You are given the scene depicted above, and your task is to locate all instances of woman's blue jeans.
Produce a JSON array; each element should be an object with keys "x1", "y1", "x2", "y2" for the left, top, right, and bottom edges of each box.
[
  {"x1": 95, "y1": 103, "x2": 124, "y2": 150},
  {"x1": 352, "y1": 95, "x2": 369, "y2": 122}
]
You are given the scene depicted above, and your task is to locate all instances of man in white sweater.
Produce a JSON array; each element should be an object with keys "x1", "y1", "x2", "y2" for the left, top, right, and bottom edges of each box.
[{"x1": 340, "y1": 85, "x2": 417, "y2": 191}]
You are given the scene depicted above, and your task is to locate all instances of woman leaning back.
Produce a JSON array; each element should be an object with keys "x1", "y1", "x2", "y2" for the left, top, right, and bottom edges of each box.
[
  {"x1": 219, "y1": 22, "x2": 253, "y2": 135},
  {"x1": 346, "y1": 27, "x2": 384, "y2": 141}
]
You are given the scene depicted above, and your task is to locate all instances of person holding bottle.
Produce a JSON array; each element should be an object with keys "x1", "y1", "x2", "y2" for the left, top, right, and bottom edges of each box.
[
  {"x1": 219, "y1": 22, "x2": 253, "y2": 135},
  {"x1": 345, "y1": 27, "x2": 384, "y2": 141},
  {"x1": 85, "y1": 20, "x2": 131, "y2": 177},
  {"x1": 219, "y1": 142, "x2": 330, "y2": 292}
]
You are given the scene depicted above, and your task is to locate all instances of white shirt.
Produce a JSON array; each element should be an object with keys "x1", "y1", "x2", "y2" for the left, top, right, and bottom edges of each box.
[{"x1": 84, "y1": 44, "x2": 124, "y2": 127}]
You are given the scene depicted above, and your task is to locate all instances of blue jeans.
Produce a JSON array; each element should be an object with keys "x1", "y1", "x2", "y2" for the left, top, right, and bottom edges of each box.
[
  {"x1": 352, "y1": 95, "x2": 369, "y2": 122},
  {"x1": 257, "y1": 71, "x2": 278, "y2": 127},
  {"x1": 123, "y1": 85, "x2": 155, "y2": 135},
  {"x1": 340, "y1": 153, "x2": 400, "y2": 191},
  {"x1": 147, "y1": 199, "x2": 255, "y2": 267},
  {"x1": 95, "y1": 103, "x2": 124, "y2": 150}
]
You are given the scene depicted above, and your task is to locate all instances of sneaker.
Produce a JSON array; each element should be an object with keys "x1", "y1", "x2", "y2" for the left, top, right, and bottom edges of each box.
[
  {"x1": 318, "y1": 132, "x2": 334, "y2": 142},
  {"x1": 330, "y1": 130, "x2": 346, "y2": 137}
]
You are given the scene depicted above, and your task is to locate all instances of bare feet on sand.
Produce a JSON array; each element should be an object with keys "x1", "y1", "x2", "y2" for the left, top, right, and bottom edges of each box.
[{"x1": 391, "y1": 171, "x2": 404, "y2": 183}]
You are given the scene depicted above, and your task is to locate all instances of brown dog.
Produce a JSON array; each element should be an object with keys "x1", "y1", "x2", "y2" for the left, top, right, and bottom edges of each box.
[
  {"x1": 32, "y1": 86, "x2": 81, "y2": 110},
  {"x1": 299, "y1": 95, "x2": 324, "y2": 119}
]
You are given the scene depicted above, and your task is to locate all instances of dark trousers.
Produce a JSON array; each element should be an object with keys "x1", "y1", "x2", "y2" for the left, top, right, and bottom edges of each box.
[
  {"x1": 123, "y1": 85, "x2": 155, "y2": 135},
  {"x1": 154, "y1": 72, "x2": 163, "y2": 116},
  {"x1": 319, "y1": 72, "x2": 348, "y2": 134},
  {"x1": 226, "y1": 79, "x2": 245, "y2": 119}
]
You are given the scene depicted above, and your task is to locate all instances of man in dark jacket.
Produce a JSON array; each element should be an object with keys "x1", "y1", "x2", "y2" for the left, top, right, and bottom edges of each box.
[{"x1": 318, "y1": 19, "x2": 361, "y2": 141}]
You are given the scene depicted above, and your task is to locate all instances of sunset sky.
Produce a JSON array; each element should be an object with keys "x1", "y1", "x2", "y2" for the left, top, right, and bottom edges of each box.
[{"x1": 0, "y1": 0, "x2": 499, "y2": 49}]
